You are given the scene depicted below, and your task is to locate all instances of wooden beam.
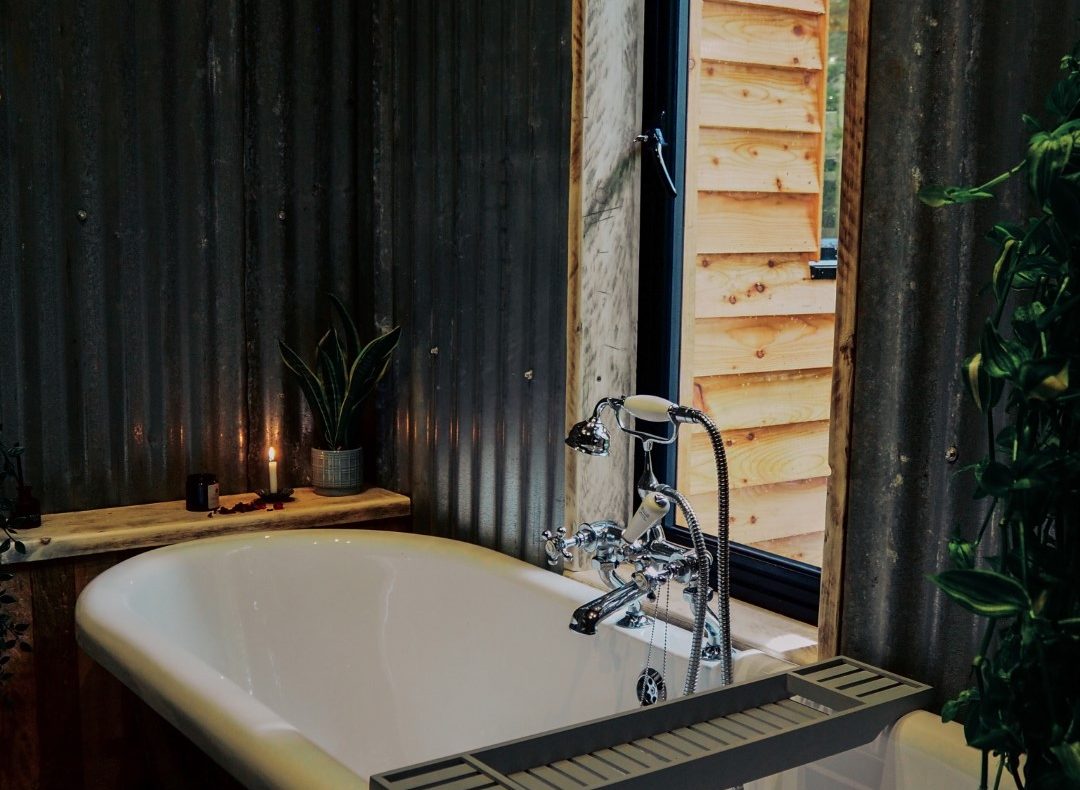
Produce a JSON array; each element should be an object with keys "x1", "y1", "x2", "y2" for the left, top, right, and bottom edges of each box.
[
  {"x1": 699, "y1": 62, "x2": 822, "y2": 132},
  {"x1": 694, "y1": 314, "x2": 834, "y2": 375},
  {"x1": 693, "y1": 367, "x2": 832, "y2": 429},
  {"x1": 687, "y1": 419, "x2": 830, "y2": 492},
  {"x1": 696, "y1": 252, "x2": 835, "y2": 317},
  {"x1": 698, "y1": 128, "x2": 821, "y2": 194},
  {"x1": 564, "y1": 0, "x2": 644, "y2": 548},
  {"x1": 678, "y1": 0, "x2": 705, "y2": 499},
  {"x1": 819, "y1": 0, "x2": 871, "y2": 658},
  {"x1": 696, "y1": 192, "x2": 819, "y2": 254},
  {"x1": 701, "y1": 2, "x2": 824, "y2": 70}
]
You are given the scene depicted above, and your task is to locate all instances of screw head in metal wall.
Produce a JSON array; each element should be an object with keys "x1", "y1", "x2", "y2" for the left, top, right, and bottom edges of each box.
[
  {"x1": 277, "y1": 210, "x2": 287, "y2": 222},
  {"x1": 76, "y1": 209, "x2": 88, "y2": 222},
  {"x1": 524, "y1": 369, "x2": 534, "y2": 380}
]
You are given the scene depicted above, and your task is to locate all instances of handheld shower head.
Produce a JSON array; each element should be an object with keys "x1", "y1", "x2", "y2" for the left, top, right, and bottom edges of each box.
[
  {"x1": 565, "y1": 416, "x2": 611, "y2": 456},
  {"x1": 565, "y1": 397, "x2": 623, "y2": 456}
]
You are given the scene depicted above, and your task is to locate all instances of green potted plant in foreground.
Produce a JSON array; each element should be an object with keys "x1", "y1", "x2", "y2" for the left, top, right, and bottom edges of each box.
[
  {"x1": 919, "y1": 44, "x2": 1080, "y2": 790},
  {"x1": 279, "y1": 295, "x2": 400, "y2": 496}
]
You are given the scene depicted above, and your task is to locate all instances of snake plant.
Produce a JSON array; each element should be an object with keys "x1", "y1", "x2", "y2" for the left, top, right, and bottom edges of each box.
[
  {"x1": 279, "y1": 295, "x2": 400, "y2": 451},
  {"x1": 919, "y1": 43, "x2": 1080, "y2": 790}
]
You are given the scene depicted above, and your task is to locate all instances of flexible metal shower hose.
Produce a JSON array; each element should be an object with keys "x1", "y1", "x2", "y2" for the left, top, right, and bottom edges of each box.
[
  {"x1": 664, "y1": 409, "x2": 733, "y2": 693},
  {"x1": 657, "y1": 485, "x2": 711, "y2": 694},
  {"x1": 699, "y1": 411, "x2": 732, "y2": 685}
]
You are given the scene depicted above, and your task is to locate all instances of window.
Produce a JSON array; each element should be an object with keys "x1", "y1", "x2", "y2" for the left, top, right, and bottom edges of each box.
[{"x1": 638, "y1": 0, "x2": 848, "y2": 624}]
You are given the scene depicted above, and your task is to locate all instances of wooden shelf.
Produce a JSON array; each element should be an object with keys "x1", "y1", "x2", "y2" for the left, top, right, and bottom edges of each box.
[{"x1": 2, "y1": 487, "x2": 410, "y2": 565}]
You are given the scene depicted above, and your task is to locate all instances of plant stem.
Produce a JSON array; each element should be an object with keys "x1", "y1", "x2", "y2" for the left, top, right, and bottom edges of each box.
[{"x1": 979, "y1": 160, "x2": 1026, "y2": 192}]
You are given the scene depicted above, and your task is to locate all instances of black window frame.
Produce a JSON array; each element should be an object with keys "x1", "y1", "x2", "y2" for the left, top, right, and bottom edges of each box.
[{"x1": 636, "y1": 0, "x2": 821, "y2": 625}]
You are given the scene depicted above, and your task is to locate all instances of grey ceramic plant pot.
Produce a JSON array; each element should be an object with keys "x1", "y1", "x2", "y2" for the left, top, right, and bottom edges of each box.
[{"x1": 311, "y1": 447, "x2": 363, "y2": 496}]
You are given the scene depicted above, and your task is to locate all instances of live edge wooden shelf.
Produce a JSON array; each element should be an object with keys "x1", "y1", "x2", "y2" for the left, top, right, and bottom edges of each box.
[
  {"x1": 1, "y1": 486, "x2": 411, "y2": 790},
  {"x1": 1, "y1": 486, "x2": 411, "y2": 565}
]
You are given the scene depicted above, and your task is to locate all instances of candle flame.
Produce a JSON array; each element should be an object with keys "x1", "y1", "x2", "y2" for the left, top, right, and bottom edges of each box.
[{"x1": 268, "y1": 447, "x2": 276, "y2": 462}]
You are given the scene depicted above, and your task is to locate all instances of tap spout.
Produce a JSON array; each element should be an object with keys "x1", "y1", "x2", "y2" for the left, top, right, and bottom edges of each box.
[{"x1": 569, "y1": 572, "x2": 654, "y2": 636}]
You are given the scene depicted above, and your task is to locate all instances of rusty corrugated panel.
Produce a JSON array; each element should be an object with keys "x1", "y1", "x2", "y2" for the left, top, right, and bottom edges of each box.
[
  {"x1": 840, "y1": 0, "x2": 1080, "y2": 705},
  {"x1": 375, "y1": 0, "x2": 572, "y2": 564},
  {"x1": 0, "y1": 0, "x2": 373, "y2": 510}
]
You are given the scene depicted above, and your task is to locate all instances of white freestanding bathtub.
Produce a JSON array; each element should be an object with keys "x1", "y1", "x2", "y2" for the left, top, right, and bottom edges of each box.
[
  {"x1": 76, "y1": 529, "x2": 1001, "y2": 789},
  {"x1": 75, "y1": 530, "x2": 787, "y2": 788}
]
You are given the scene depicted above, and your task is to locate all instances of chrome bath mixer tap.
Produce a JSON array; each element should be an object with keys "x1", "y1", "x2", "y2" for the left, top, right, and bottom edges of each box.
[{"x1": 544, "y1": 394, "x2": 734, "y2": 692}]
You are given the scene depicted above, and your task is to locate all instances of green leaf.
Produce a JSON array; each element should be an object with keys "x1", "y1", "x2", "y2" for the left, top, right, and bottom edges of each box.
[
  {"x1": 1047, "y1": 72, "x2": 1080, "y2": 122},
  {"x1": 948, "y1": 538, "x2": 977, "y2": 570},
  {"x1": 1028, "y1": 127, "x2": 1075, "y2": 203},
  {"x1": 1023, "y1": 359, "x2": 1070, "y2": 401},
  {"x1": 328, "y1": 294, "x2": 362, "y2": 363},
  {"x1": 918, "y1": 184, "x2": 995, "y2": 207},
  {"x1": 980, "y1": 322, "x2": 1027, "y2": 379},
  {"x1": 962, "y1": 353, "x2": 1002, "y2": 412},
  {"x1": 930, "y1": 569, "x2": 1031, "y2": 618},
  {"x1": 942, "y1": 688, "x2": 978, "y2": 723},
  {"x1": 1051, "y1": 742, "x2": 1080, "y2": 782},
  {"x1": 347, "y1": 326, "x2": 402, "y2": 406},
  {"x1": 278, "y1": 339, "x2": 334, "y2": 448},
  {"x1": 316, "y1": 329, "x2": 346, "y2": 415},
  {"x1": 974, "y1": 460, "x2": 1014, "y2": 497},
  {"x1": 1022, "y1": 113, "x2": 1045, "y2": 133},
  {"x1": 991, "y1": 238, "x2": 1018, "y2": 303}
]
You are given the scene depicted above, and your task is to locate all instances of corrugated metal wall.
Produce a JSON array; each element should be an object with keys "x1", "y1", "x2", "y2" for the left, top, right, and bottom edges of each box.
[
  {"x1": 0, "y1": 0, "x2": 375, "y2": 510},
  {"x1": 374, "y1": 0, "x2": 572, "y2": 565},
  {"x1": 0, "y1": 1, "x2": 572, "y2": 564},
  {"x1": 840, "y1": 0, "x2": 1080, "y2": 705}
]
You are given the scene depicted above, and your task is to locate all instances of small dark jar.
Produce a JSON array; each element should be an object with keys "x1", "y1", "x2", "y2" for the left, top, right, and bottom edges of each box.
[{"x1": 185, "y1": 473, "x2": 220, "y2": 512}]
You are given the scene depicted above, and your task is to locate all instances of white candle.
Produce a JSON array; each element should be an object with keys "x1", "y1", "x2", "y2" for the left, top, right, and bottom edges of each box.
[{"x1": 268, "y1": 447, "x2": 279, "y2": 493}]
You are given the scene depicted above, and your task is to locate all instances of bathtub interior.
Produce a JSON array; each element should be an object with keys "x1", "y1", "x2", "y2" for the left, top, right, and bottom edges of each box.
[{"x1": 93, "y1": 531, "x2": 786, "y2": 780}]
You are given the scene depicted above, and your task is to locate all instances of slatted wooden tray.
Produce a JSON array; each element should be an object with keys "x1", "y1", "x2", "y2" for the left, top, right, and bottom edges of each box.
[{"x1": 370, "y1": 656, "x2": 931, "y2": 790}]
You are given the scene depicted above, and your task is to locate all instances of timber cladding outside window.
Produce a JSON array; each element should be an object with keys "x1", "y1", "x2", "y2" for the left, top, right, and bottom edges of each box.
[{"x1": 679, "y1": 0, "x2": 836, "y2": 567}]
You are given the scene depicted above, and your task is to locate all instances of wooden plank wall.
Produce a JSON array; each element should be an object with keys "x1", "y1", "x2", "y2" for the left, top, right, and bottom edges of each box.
[{"x1": 680, "y1": 0, "x2": 834, "y2": 566}]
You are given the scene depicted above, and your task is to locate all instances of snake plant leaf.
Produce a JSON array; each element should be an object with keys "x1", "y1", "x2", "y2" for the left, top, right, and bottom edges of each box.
[
  {"x1": 1052, "y1": 742, "x2": 1080, "y2": 782},
  {"x1": 316, "y1": 329, "x2": 346, "y2": 416},
  {"x1": 349, "y1": 326, "x2": 402, "y2": 404},
  {"x1": 931, "y1": 569, "x2": 1031, "y2": 618},
  {"x1": 328, "y1": 293, "x2": 362, "y2": 363},
  {"x1": 279, "y1": 339, "x2": 334, "y2": 448}
]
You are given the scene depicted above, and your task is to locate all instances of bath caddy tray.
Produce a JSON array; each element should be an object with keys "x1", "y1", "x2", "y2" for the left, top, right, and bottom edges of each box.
[{"x1": 371, "y1": 656, "x2": 931, "y2": 790}]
